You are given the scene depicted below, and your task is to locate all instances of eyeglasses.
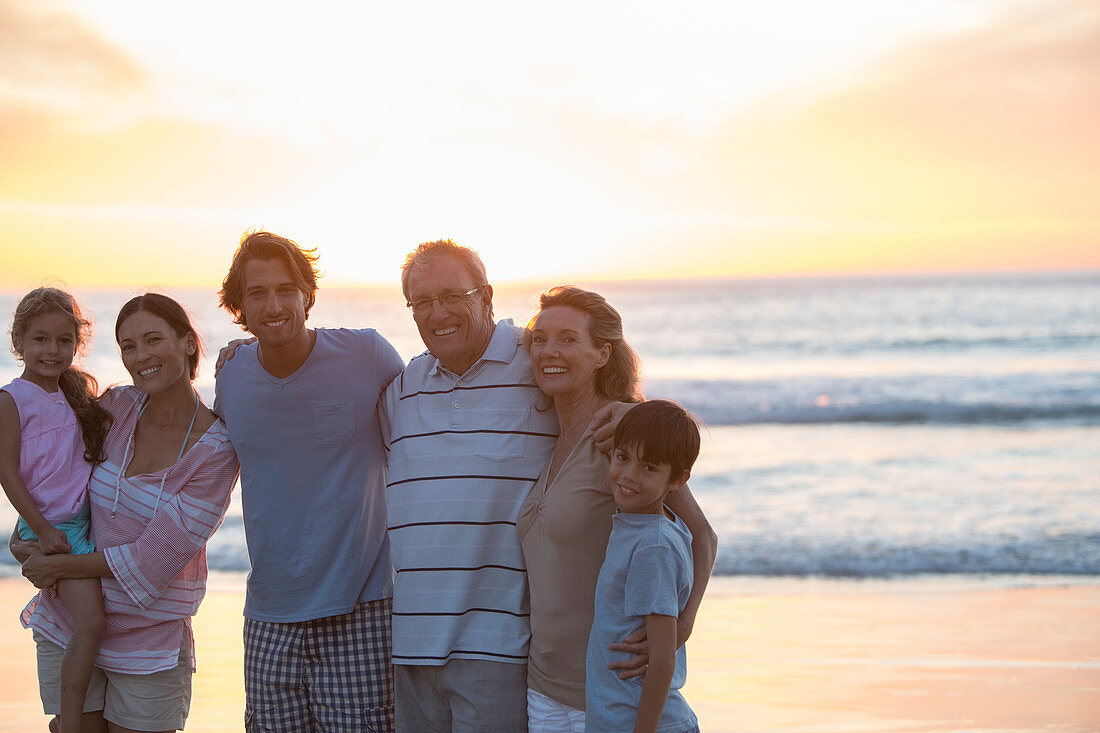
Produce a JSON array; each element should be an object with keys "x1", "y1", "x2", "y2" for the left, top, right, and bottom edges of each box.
[{"x1": 406, "y1": 286, "x2": 484, "y2": 315}]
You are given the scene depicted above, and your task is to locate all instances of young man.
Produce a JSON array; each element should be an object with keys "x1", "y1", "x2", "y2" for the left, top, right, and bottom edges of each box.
[
  {"x1": 214, "y1": 231, "x2": 404, "y2": 732},
  {"x1": 587, "y1": 400, "x2": 702, "y2": 733}
]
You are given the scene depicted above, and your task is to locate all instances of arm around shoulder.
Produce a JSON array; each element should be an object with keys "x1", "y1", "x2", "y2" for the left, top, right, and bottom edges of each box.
[
  {"x1": 665, "y1": 484, "x2": 717, "y2": 647},
  {"x1": 591, "y1": 401, "x2": 637, "y2": 454},
  {"x1": 372, "y1": 329, "x2": 405, "y2": 373}
]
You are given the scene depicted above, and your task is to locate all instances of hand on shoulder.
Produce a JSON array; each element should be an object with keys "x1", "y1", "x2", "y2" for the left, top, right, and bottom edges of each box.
[
  {"x1": 591, "y1": 401, "x2": 637, "y2": 454},
  {"x1": 214, "y1": 337, "x2": 257, "y2": 377}
]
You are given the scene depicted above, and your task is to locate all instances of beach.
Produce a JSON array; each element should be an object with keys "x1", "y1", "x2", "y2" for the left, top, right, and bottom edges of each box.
[
  {"x1": 3, "y1": 0, "x2": 1098, "y2": 725},
  {"x1": 0, "y1": 276, "x2": 1097, "y2": 730},
  {"x1": 2, "y1": 574, "x2": 1097, "y2": 732}
]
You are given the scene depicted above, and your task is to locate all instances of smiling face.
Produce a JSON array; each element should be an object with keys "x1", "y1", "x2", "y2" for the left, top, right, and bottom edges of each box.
[
  {"x1": 608, "y1": 442, "x2": 688, "y2": 515},
  {"x1": 116, "y1": 310, "x2": 196, "y2": 395},
  {"x1": 406, "y1": 254, "x2": 495, "y2": 375},
  {"x1": 240, "y1": 256, "x2": 311, "y2": 353},
  {"x1": 529, "y1": 305, "x2": 611, "y2": 402},
  {"x1": 16, "y1": 312, "x2": 78, "y2": 391}
]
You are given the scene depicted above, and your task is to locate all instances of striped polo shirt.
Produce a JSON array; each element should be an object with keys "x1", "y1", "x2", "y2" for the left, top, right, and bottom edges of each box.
[{"x1": 380, "y1": 319, "x2": 558, "y2": 666}]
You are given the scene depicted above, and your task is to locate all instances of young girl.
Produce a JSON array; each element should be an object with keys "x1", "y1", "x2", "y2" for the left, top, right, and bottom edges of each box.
[{"x1": 1, "y1": 287, "x2": 111, "y2": 733}]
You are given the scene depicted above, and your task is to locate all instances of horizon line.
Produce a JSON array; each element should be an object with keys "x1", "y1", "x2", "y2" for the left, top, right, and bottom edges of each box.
[{"x1": 3, "y1": 264, "x2": 1097, "y2": 294}]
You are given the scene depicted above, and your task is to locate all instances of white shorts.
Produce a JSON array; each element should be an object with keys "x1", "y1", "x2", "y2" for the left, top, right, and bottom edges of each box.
[{"x1": 527, "y1": 687, "x2": 585, "y2": 733}]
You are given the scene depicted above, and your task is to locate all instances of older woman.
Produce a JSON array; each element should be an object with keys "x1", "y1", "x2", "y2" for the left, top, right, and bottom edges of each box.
[
  {"x1": 13, "y1": 293, "x2": 239, "y2": 733},
  {"x1": 517, "y1": 286, "x2": 716, "y2": 733}
]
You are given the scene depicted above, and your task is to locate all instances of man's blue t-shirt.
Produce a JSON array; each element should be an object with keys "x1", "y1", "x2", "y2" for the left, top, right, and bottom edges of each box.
[{"x1": 214, "y1": 328, "x2": 403, "y2": 622}]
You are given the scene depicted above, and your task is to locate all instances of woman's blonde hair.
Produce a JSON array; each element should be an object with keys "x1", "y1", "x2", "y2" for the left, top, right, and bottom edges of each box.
[{"x1": 526, "y1": 286, "x2": 641, "y2": 403}]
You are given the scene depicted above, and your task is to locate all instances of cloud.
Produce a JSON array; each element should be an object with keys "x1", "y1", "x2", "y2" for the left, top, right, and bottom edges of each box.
[
  {"x1": 0, "y1": 0, "x2": 146, "y2": 123},
  {"x1": 486, "y1": 0, "x2": 1100, "y2": 275},
  {"x1": 1, "y1": 0, "x2": 1096, "y2": 284},
  {"x1": 695, "y1": 0, "x2": 1100, "y2": 226}
]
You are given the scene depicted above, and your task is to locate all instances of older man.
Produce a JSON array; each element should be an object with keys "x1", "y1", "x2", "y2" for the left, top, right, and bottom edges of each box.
[
  {"x1": 381, "y1": 239, "x2": 718, "y2": 732},
  {"x1": 379, "y1": 239, "x2": 556, "y2": 731},
  {"x1": 380, "y1": 238, "x2": 721, "y2": 732}
]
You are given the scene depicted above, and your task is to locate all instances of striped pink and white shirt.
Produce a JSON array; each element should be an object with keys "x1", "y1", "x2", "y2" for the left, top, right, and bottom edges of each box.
[{"x1": 22, "y1": 386, "x2": 239, "y2": 674}]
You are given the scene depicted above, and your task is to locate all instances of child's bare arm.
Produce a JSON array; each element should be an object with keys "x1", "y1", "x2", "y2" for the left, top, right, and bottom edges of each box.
[
  {"x1": 633, "y1": 613, "x2": 677, "y2": 733},
  {"x1": 0, "y1": 393, "x2": 70, "y2": 554},
  {"x1": 9, "y1": 524, "x2": 41, "y2": 563},
  {"x1": 21, "y1": 550, "x2": 111, "y2": 590}
]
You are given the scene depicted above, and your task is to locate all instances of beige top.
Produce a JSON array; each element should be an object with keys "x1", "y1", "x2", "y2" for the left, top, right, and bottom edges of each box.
[{"x1": 517, "y1": 427, "x2": 615, "y2": 710}]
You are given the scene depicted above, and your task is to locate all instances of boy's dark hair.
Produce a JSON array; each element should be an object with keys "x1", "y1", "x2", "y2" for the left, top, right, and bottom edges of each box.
[{"x1": 612, "y1": 399, "x2": 701, "y2": 480}]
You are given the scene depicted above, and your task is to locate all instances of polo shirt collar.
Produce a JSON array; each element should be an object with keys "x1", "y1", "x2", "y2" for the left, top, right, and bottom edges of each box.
[{"x1": 427, "y1": 318, "x2": 518, "y2": 378}]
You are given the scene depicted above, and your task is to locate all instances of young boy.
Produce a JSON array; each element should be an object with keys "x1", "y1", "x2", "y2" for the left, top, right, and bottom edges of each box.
[{"x1": 586, "y1": 399, "x2": 701, "y2": 733}]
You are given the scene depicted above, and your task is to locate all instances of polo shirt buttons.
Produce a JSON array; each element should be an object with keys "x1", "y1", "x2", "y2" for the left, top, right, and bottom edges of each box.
[{"x1": 454, "y1": 402, "x2": 461, "y2": 409}]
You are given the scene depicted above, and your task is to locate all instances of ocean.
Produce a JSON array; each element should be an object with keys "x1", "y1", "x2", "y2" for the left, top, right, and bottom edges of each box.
[{"x1": 1, "y1": 271, "x2": 1098, "y2": 579}]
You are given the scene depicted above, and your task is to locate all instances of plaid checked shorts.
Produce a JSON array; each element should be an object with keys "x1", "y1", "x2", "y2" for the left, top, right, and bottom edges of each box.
[{"x1": 244, "y1": 597, "x2": 394, "y2": 732}]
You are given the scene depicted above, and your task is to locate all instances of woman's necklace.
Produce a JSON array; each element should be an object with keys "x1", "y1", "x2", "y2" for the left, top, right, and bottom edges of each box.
[{"x1": 112, "y1": 391, "x2": 201, "y2": 518}]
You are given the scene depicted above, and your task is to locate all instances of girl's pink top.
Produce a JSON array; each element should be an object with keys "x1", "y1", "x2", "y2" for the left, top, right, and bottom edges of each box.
[
  {"x1": 22, "y1": 386, "x2": 239, "y2": 674},
  {"x1": 1, "y1": 377, "x2": 92, "y2": 523}
]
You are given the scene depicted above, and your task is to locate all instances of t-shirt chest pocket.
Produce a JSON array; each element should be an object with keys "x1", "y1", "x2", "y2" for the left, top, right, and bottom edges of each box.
[{"x1": 312, "y1": 401, "x2": 355, "y2": 445}]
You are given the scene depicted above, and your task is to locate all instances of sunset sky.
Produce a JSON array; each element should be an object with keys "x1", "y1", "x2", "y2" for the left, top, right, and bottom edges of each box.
[{"x1": 1, "y1": 0, "x2": 1097, "y2": 288}]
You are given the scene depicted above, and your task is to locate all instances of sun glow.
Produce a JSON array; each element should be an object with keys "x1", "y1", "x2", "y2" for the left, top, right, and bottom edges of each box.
[{"x1": 1, "y1": 0, "x2": 1097, "y2": 289}]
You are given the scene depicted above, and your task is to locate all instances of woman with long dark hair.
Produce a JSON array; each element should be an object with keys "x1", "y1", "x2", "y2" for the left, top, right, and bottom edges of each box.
[{"x1": 13, "y1": 293, "x2": 239, "y2": 733}]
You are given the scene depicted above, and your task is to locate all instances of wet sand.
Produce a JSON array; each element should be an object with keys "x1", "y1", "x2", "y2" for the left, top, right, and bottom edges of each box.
[{"x1": 1, "y1": 575, "x2": 1097, "y2": 732}]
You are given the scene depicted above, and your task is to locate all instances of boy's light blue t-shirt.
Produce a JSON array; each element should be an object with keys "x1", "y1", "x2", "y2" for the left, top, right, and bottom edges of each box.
[
  {"x1": 586, "y1": 509, "x2": 697, "y2": 732},
  {"x1": 214, "y1": 328, "x2": 403, "y2": 622}
]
